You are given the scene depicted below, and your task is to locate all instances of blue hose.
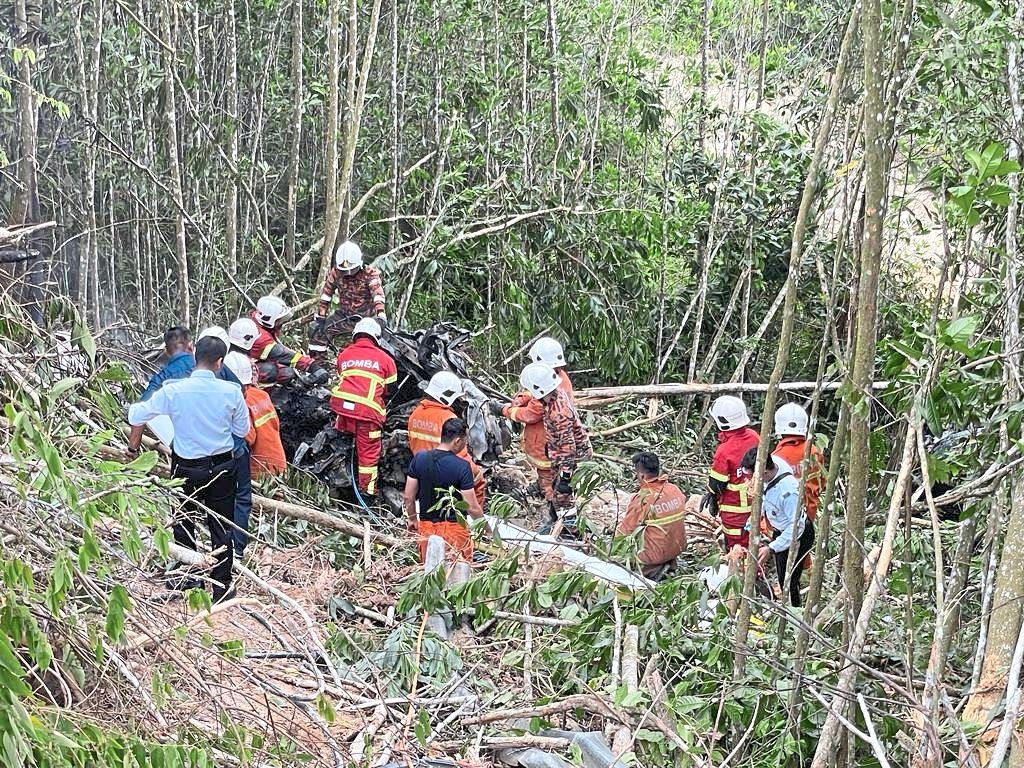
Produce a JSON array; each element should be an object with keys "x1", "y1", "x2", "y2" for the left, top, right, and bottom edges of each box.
[{"x1": 350, "y1": 447, "x2": 370, "y2": 512}]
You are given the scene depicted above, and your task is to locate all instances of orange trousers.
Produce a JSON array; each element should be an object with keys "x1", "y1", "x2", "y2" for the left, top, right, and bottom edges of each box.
[
  {"x1": 335, "y1": 415, "x2": 381, "y2": 494},
  {"x1": 417, "y1": 520, "x2": 473, "y2": 562}
]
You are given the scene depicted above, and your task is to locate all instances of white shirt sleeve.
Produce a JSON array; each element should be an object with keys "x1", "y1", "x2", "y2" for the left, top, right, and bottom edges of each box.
[
  {"x1": 127, "y1": 387, "x2": 170, "y2": 426},
  {"x1": 229, "y1": 389, "x2": 251, "y2": 438},
  {"x1": 769, "y1": 489, "x2": 801, "y2": 552}
]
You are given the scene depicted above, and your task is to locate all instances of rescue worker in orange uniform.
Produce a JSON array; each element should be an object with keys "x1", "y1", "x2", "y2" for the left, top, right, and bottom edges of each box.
[
  {"x1": 771, "y1": 403, "x2": 826, "y2": 521},
  {"x1": 224, "y1": 352, "x2": 287, "y2": 479},
  {"x1": 518, "y1": 363, "x2": 592, "y2": 520},
  {"x1": 492, "y1": 337, "x2": 575, "y2": 501},
  {"x1": 309, "y1": 241, "x2": 387, "y2": 353},
  {"x1": 703, "y1": 395, "x2": 760, "y2": 549},
  {"x1": 407, "y1": 370, "x2": 487, "y2": 508},
  {"x1": 224, "y1": 351, "x2": 287, "y2": 556},
  {"x1": 330, "y1": 318, "x2": 397, "y2": 499},
  {"x1": 616, "y1": 452, "x2": 689, "y2": 578}
]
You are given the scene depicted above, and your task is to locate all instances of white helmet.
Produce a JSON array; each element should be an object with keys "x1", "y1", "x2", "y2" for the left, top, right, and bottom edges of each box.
[
  {"x1": 224, "y1": 351, "x2": 254, "y2": 385},
  {"x1": 520, "y1": 363, "x2": 560, "y2": 399},
  {"x1": 424, "y1": 370, "x2": 464, "y2": 406},
  {"x1": 775, "y1": 403, "x2": 808, "y2": 437},
  {"x1": 198, "y1": 325, "x2": 230, "y2": 347},
  {"x1": 352, "y1": 317, "x2": 382, "y2": 341},
  {"x1": 254, "y1": 295, "x2": 293, "y2": 328},
  {"x1": 228, "y1": 318, "x2": 261, "y2": 351},
  {"x1": 528, "y1": 337, "x2": 566, "y2": 368},
  {"x1": 709, "y1": 395, "x2": 749, "y2": 431},
  {"x1": 335, "y1": 241, "x2": 364, "y2": 271}
]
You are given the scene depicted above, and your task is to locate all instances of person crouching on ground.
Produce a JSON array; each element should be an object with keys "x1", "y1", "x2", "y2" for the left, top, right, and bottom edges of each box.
[
  {"x1": 615, "y1": 451, "x2": 688, "y2": 578},
  {"x1": 740, "y1": 446, "x2": 815, "y2": 607},
  {"x1": 404, "y1": 417, "x2": 486, "y2": 562}
]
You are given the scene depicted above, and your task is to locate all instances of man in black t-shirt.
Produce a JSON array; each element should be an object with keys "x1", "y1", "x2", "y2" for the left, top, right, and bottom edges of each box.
[{"x1": 404, "y1": 418, "x2": 485, "y2": 562}]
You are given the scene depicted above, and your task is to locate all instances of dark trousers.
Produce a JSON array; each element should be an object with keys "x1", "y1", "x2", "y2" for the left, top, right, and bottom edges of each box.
[
  {"x1": 172, "y1": 451, "x2": 237, "y2": 599},
  {"x1": 232, "y1": 440, "x2": 252, "y2": 556},
  {"x1": 773, "y1": 521, "x2": 815, "y2": 607}
]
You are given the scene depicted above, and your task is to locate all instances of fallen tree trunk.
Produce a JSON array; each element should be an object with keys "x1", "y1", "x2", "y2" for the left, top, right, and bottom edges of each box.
[{"x1": 576, "y1": 380, "x2": 890, "y2": 399}]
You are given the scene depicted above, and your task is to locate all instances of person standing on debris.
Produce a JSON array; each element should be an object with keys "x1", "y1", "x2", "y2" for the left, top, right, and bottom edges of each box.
[
  {"x1": 408, "y1": 371, "x2": 487, "y2": 508},
  {"x1": 127, "y1": 336, "x2": 251, "y2": 603},
  {"x1": 139, "y1": 325, "x2": 194, "y2": 400},
  {"x1": 404, "y1": 417, "x2": 485, "y2": 562},
  {"x1": 309, "y1": 241, "x2": 387, "y2": 352},
  {"x1": 702, "y1": 395, "x2": 760, "y2": 549},
  {"x1": 740, "y1": 447, "x2": 815, "y2": 607},
  {"x1": 771, "y1": 403, "x2": 826, "y2": 522},
  {"x1": 492, "y1": 337, "x2": 575, "y2": 501},
  {"x1": 330, "y1": 318, "x2": 397, "y2": 501},
  {"x1": 518, "y1": 362, "x2": 592, "y2": 523},
  {"x1": 615, "y1": 452, "x2": 688, "y2": 578}
]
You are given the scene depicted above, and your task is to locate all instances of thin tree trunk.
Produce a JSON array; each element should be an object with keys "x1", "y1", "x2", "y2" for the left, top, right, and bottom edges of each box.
[
  {"x1": 842, "y1": 0, "x2": 886, "y2": 640},
  {"x1": 963, "y1": 4, "x2": 1024, "y2": 739},
  {"x1": 732, "y1": 1, "x2": 858, "y2": 673},
  {"x1": 225, "y1": 0, "x2": 240, "y2": 276},
  {"x1": 388, "y1": 0, "x2": 400, "y2": 253},
  {"x1": 284, "y1": 0, "x2": 304, "y2": 267},
  {"x1": 545, "y1": 0, "x2": 562, "y2": 176},
  {"x1": 160, "y1": 0, "x2": 191, "y2": 324},
  {"x1": 323, "y1": 0, "x2": 342, "y2": 267}
]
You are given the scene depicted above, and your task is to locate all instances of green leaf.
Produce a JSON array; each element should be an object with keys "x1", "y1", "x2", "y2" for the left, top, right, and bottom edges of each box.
[
  {"x1": 72, "y1": 321, "x2": 96, "y2": 365},
  {"x1": 47, "y1": 377, "x2": 84, "y2": 406},
  {"x1": 105, "y1": 585, "x2": 132, "y2": 642},
  {"x1": 126, "y1": 451, "x2": 159, "y2": 473},
  {"x1": 414, "y1": 708, "x2": 432, "y2": 746}
]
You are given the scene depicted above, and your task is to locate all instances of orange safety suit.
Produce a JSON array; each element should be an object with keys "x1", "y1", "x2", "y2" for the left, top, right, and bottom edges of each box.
[
  {"x1": 330, "y1": 337, "x2": 397, "y2": 494},
  {"x1": 503, "y1": 369, "x2": 575, "y2": 500},
  {"x1": 407, "y1": 398, "x2": 487, "y2": 507},
  {"x1": 772, "y1": 436, "x2": 826, "y2": 521},
  {"x1": 243, "y1": 387, "x2": 287, "y2": 478},
  {"x1": 708, "y1": 427, "x2": 760, "y2": 548},
  {"x1": 616, "y1": 475, "x2": 688, "y2": 576},
  {"x1": 542, "y1": 385, "x2": 592, "y2": 508}
]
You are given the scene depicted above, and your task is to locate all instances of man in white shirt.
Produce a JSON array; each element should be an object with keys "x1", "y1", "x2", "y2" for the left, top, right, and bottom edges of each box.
[
  {"x1": 741, "y1": 446, "x2": 816, "y2": 607},
  {"x1": 127, "y1": 336, "x2": 251, "y2": 602}
]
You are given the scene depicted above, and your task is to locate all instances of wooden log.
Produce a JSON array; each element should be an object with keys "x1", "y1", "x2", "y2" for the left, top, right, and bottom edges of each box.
[{"x1": 576, "y1": 380, "x2": 890, "y2": 399}]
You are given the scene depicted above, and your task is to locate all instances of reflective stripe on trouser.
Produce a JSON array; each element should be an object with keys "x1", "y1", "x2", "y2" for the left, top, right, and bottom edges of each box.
[{"x1": 335, "y1": 415, "x2": 382, "y2": 494}]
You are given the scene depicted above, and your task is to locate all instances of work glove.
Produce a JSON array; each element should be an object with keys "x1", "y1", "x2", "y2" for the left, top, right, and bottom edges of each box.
[
  {"x1": 554, "y1": 470, "x2": 573, "y2": 496},
  {"x1": 699, "y1": 492, "x2": 719, "y2": 517},
  {"x1": 308, "y1": 317, "x2": 326, "y2": 336},
  {"x1": 488, "y1": 400, "x2": 506, "y2": 417},
  {"x1": 376, "y1": 312, "x2": 388, "y2": 325}
]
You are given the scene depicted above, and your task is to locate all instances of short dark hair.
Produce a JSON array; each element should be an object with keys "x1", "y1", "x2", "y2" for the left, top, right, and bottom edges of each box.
[
  {"x1": 632, "y1": 451, "x2": 660, "y2": 477},
  {"x1": 740, "y1": 446, "x2": 775, "y2": 473},
  {"x1": 195, "y1": 336, "x2": 227, "y2": 366},
  {"x1": 164, "y1": 325, "x2": 191, "y2": 349},
  {"x1": 440, "y1": 417, "x2": 467, "y2": 443}
]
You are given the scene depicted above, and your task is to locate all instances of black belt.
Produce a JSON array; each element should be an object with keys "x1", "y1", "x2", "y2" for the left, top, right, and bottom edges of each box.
[{"x1": 173, "y1": 451, "x2": 233, "y2": 466}]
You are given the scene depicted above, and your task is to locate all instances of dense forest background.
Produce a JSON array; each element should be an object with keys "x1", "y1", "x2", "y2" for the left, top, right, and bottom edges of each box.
[{"x1": 3, "y1": 0, "x2": 1024, "y2": 765}]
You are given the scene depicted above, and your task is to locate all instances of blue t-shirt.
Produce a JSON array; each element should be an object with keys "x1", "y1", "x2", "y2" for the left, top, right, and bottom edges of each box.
[
  {"x1": 140, "y1": 350, "x2": 195, "y2": 401},
  {"x1": 407, "y1": 449, "x2": 474, "y2": 521}
]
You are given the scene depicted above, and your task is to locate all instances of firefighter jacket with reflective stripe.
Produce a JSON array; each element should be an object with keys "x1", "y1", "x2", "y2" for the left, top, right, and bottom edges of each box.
[
  {"x1": 318, "y1": 265, "x2": 386, "y2": 319},
  {"x1": 773, "y1": 436, "x2": 826, "y2": 521},
  {"x1": 503, "y1": 370, "x2": 575, "y2": 468},
  {"x1": 616, "y1": 476, "x2": 688, "y2": 566},
  {"x1": 542, "y1": 385, "x2": 592, "y2": 474},
  {"x1": 330, "y1": 337, "x2": 397, "y2": 425},
  {"x1": 244, "y1": 387, "x2": 286, "y2": 477},
  {"x1": 708, "y1": 427, "x2": 761, "y2": 531},
  {"x1": 248, "y1": 325, "x2": 315, "y2": 386}
]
